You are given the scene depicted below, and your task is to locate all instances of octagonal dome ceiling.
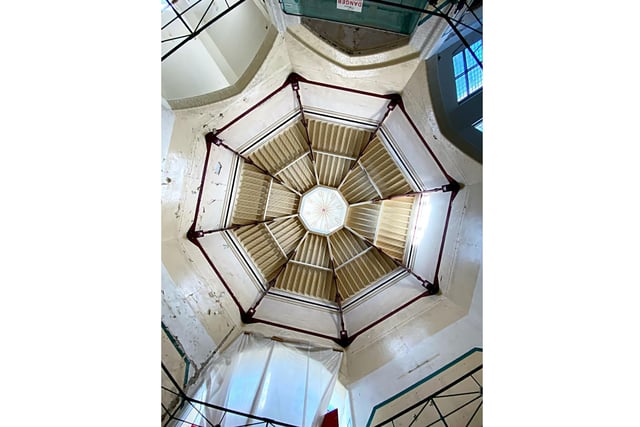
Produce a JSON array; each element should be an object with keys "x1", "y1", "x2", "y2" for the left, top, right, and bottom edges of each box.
[{"x1": 186, "y1": 73, "x2": 461, "y2": 347}]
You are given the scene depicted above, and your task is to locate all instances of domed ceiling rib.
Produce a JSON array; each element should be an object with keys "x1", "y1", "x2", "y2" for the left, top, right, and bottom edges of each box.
[{"x1": 187, "y1": 73, "x2": 461, "y2": 347}]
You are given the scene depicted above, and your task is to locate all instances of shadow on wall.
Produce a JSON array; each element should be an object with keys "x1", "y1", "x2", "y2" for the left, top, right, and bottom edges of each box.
[{"x1": 425, "y1": 10, "x2": 482, "y2": 164}]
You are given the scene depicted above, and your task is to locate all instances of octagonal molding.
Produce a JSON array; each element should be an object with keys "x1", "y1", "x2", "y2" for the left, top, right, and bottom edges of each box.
[
  {"x1": 185, "y1": 73, "x2": 462, "y2": 347},
  {"x1": 299, "y1": 186, "x2": 347, "y2": 235}
]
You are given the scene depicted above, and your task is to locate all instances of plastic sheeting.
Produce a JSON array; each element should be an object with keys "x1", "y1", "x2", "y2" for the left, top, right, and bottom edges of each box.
[{"x1": 186, "y1": 332, "x2": 343, "y2": 427}]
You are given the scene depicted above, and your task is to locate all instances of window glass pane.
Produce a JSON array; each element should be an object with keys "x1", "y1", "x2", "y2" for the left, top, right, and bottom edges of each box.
[
  {"x1": 473, "y1": 41, "x2": 483, "y2": 63},
  {"x1": 467, "y1": 66, "x2": 483, "y2": 94},
  {"x1": 455, "y1": 76, "x2": 468, "y2": 102},
  {"x1": 452, "y1": 39, "x2": 482, "y2": 102},
  {"x1": 473, "y1": 118, "x2": 483, "y2": 132},
  {"x1": 470, "y1": 39, "x2": 482, "y2": 54},
  {"x1": 452, "y1": 52, "x2": 465, "y2": 77},
  {"x1": 465, "y1": 48, "x2": 479, "y2": 67}
]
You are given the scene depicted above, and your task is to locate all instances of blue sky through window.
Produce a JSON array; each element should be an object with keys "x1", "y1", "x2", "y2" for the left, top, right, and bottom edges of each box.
[{"x1": 453, "y1": 39, "x2": 483, "y2": 102}]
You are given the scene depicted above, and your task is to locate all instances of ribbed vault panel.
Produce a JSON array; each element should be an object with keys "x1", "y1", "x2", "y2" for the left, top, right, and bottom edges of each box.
[
  {"x1": 376, "y1": 196, "x2": 416, "y2": 261},
  {"x1": 248, "y1": 121, "x2": 308, "y2": 174},
  {"x1": 265, "y1": 182, "x2": 299, "y2": 219},
  {"x1": 340, "y1": 165, "x2": 380, "y2": 203},
  {"x1": 277, "y1": 155, "x2": 317, "y2": 193},
  {"x1": 275, "y1": 234, "x2": 333, "y2": 300},
  {"x1": 234, "y1": 224, "x2": 287, "y2": 282},
  {"x1": 231, "y1": 164, "x2": 271, "y2": 225},
  {"x1": 294, "y1": 234, "x2": 331, "y2": 268},
  {"x1": 336, "y1": 248, "x2": 397, "y2": 299},
  {"x1": 345, "y1": 203, "x2": 381, "y2": 241},
  {"x1": 329, "y1": 228, "x2": 368, "y2": 266},
  {"x1": 308, "y1": 119, "x2": 370, "y2": 157},
  {"x1": 316, "y1": 153, "x2": 352, "y2": 188},
  {"x1": 267, "y1": 217, "x2": 306, "y2": 255},
  {"x1": 360, "y1": 137, "x2": 412, "y2": 197},
  {"x1": 275, "y1": 263, "x2": 333, "y2": 300}
]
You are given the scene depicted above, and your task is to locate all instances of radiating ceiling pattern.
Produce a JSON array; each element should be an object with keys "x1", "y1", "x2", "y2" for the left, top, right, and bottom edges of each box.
[
  {"x1": 228, "y1": 118, "x2": 414, "y2": 302},
  {"x1": 187, "y1": 74, "x2": 460, "y2": 347}
]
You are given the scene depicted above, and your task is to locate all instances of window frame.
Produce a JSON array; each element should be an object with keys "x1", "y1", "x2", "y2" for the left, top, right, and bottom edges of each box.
[{"x1": 452, "y1": 39, "x2": 483, "y2": 103}]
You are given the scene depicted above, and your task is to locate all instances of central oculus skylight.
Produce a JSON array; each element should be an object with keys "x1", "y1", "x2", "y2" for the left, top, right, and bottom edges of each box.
[{"x1": 299, "y1": 186, "x2": 347, "y2": 235}]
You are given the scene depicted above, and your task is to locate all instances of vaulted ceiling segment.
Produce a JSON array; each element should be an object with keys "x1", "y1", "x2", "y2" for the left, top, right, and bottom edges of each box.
[{"x1": 186, "y1": 73, "x2": 460, "y2": 347}]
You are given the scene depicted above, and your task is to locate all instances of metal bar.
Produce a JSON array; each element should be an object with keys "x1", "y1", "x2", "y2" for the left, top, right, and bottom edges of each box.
[
  {"x1": 373, "y1": 365, "x2": 482, "y2": 427},
  {"x1": 326, "y1": 237, "x2": 347, "y2": 338},
  {"x1": 350, "y1": 289, "x2": 431, "y2": 343},
  {"x1": 365, "y1": 0, "x2": 482, "y2": 69},
  {"x1": 443, "y1": 14, "x2": 482, "y2": 69},
  {"x1": 216, "y1": 77, "x2": 291, "y2": 135},
  {"x1": 164, "y1": 399, "x2": 187, "y2": 427},
  {"x1": 337, "y1": 97, "x2": 398, "y2": 189},
  {"x1": 197, "y1": 214, "x2": 297, "y2": 236},
  {"x1": 162, "y1": 362, "x2": 298, "y2": 427},
  {"x1": 162, "y1": 34, "x2": 191, "y2": 43},
  {"x1": 452, "y1": 16, "x2": 482, "y2": 35},
  {"x1": 166, "y1": 0, "x2": 193, "y2": 36},
  {"x1": 189, "y1": 236, "x2": 245, "y2": 311},
  {"x1": 439, "y1": 395, "x2": 482, "y2": 421},
  {"x1": 417, "y1": 0, "x2": 453, "y2": 26},
  {"x1": 432, "y1": 0, "x2": 481, "y2": 35},
  {"x1": 470, "y1": 374, "x2": 482, "y2": 390},
  {"x1": 162, "y1": 0, "x2": 203, "y2": 30},
  {"x1": 465, "y1": 401, "x2": 482, "y2": 427},
  {"x1": 195, "y1": 0, "x2": 217, "y2": 32},
  {"x1": 396, "y1": 101, "x2": 454, "y2": 183},
  {"x1": 430, "y1": 399, "x2": 449, "y2": 427},
  {"x1": 218, "y1": 410, "x2": 228, "y2": 426},
  {"x1": 162, "y1": 0, "x2": 247, "y2": 61},
  {"x1": 406, "y1": 399, "x2": 431, "y2": 427},
  {"x1": 370, "y1": 187, "x2": 445, "y2": 202},
  {"x1": 435, "y1": 390, "x2": 481, "y2": 399},
  {"x1": 291, "y1": 79, "x2": 316, "y2": 163},
  {"x1": 189, "y1": 131, "x2": 214, "y2": 236},
  {"x1": 465, "y1": 1, "x2": 483, "y2": 27},
  {"x1": 251, "y1": 316, "x2": 341, "y2": 344},
  {"x1": 433, "y1": 190, "x2": 456, "y2": 285},
  {"x1": 185, "y1": 395, "x2": 216, "y2": 427}
]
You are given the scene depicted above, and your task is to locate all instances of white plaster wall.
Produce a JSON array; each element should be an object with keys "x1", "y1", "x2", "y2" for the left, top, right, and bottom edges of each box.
[
  {"x1": 162, "y1": 98, "x2": 175, "y2": 162},
  {"x1": 162, "y1": 264, "x2": 217, "y2": 374},
  {"x1": 206, "y1": 0, "x2": 272, "y2": 78},
  {"x1": 162, "y1": 37, "x2": 231, "y2": 100},
  {"x1": 348, "y1": 278, "x2": 482, "y2": 427}
]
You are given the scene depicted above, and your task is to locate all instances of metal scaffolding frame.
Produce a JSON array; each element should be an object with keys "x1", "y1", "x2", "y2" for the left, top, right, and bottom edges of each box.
[
  {"x1": 161, "y1": 362, "x2": 298, "y2": 427},
  {"x1": 161, "y1": 0, "x2": 247, "y2": 61},
  {"x1": 373, "y1": 365, "x2": 483, "y2": 427},
  {"x1": 161, "y1": 0, "x2": 482, "y2": 66}
]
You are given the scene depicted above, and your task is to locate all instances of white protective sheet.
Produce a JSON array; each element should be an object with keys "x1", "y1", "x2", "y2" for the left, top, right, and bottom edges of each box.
[{"x1": 186, "y1": 332, "x2": 343, "y2": 427}]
